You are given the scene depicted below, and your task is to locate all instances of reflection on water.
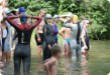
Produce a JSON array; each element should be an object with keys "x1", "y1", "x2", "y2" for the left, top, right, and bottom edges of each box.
[
  {"x1": 80, "y1": 59, "x2": 89, "y2": 75},
  {"x1": 2, "y1": 56, "x2": 89, "y2": 75},
  {"x1": 3, "y1": 41, "x2": 110, "y2": 75},
  {"x1": 57, "y1": 57, "x2": 89, "y2": 75}
]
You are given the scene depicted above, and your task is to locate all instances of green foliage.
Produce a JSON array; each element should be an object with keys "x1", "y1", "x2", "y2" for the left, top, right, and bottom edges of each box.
[{"x1": 9, "y1": 0, "x2": 110, "y2": 40}]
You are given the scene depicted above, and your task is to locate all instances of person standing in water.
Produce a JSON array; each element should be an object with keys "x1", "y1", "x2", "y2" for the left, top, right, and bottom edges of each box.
[
  {"x1": 35, "y1": 9, "x2": 46, "y2": 57},
  {"x1": 0, "y1": 0, "x2": 4, "y2": 74},
  {"x1": 43, "y1": 14, "x2": 55, "y2": 61},
  {"x1": 1, "y1": 8, "x2": 11, "y2": 63},
  {"x1": 6, "y1": 7, "x2": 42, "y2": 75},
  {"x1": 63, "y1": 15, "x2": 82, "y2": 61},
  {"x1": 59, "y1": 15, "x2": 72, "y2": 58},
  {"x1": 59, "y1": 27, "x2": 72, "y2": 58},
  {"x1": 0, "y1": 0, "x2": 3, "y2": 63},
  {"x1": 81, "y1": 18, "x2": 90, "y2": 60},
  {"x1": 44, "y1": 44, "x2": 61, "y2": 75}
]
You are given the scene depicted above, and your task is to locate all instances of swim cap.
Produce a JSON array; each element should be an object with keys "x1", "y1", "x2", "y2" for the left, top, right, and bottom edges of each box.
[
  {"x1": 73, "y1": 15, "x2": 78, "y2": 22},
  {"x1": 53, "y1": 15, "x2": 59, "y2": 19},
  {"x1": 67, "y1": 13, "x2": 73, "y2": 17},
  {"x1": 45, "y1": 14, "x2": 52, "y2": 19},
  {"x1": 19, "y1": 7, "x2": 26, "y2": 13},
  {"x1": 20, "y1": 13, "x2": 27, "y2": 22}
]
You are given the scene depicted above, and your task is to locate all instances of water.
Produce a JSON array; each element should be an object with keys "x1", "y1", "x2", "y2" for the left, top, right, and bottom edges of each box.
[{"x1": 2, "y1": 40, "x2": 110, "y2": 75}]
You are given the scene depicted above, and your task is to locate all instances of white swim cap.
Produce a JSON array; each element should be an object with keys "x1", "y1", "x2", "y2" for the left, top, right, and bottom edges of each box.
[
  {"x1": 45, "y1": 14, "x2": 52, "y2": 19},
  {"x1": 53, "y1": 14, "x2": 59, "y2": 19}
]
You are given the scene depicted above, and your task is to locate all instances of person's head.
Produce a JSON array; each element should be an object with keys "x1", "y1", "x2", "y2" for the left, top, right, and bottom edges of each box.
[
  {"x1": 52, "y1": 44, "x2": 61, "y2": 58},
  {"x1": 19, "y1": 7, "x2": 26, "y2": 14},
  {"x1": 19, "y1": 7, "x2": 27, "y2": 23},
  {"x1": 11, "y1": 9, "x2": 18, "y2": 15},
  {"x1": 45, "y1": 14, "x2": 52, "y2": 24},
  {"x1": 2, "y1": 0, "x2": 8, "y2": 7},
  {"x1": 83, "y1": 19, "x2": 90, "y2": 27},
  {"x1": 39, "y1": 9, "x2": 46, "y2": 18},
  {"x1": 53, "y1": 15, "x2": 59, "y2": 23},
  {"x1": 72, "y1": 15, "x2": 78, "y2": 24}
]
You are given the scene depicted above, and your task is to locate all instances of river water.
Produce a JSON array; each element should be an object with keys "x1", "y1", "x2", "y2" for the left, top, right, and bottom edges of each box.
[{"x1": 2, "y1": 40, "x2": 110, "y2": 75}]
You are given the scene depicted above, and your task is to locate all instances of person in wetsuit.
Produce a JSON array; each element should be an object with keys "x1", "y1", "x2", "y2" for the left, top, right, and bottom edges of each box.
[
  {"x1": 43, "y1": 14, "x2": 55, "y2": 61},
  {"x1": 81, "y1": 19, "x2": 90, "y2": 60},
  {"x1": 6, "y1": 7, "x2": 42, "y2": 75},
  {"x1": 63, "y1": 15, "x2": 82, "y2": 61}
]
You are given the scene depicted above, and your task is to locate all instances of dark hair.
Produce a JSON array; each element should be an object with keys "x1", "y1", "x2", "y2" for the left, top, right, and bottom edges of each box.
[
  {"x1": 52, "y1": 44, "x2": 61, "y2": 56},
  {"x1": 11, "y1": 10, "x2": 16, "y2": 15}
]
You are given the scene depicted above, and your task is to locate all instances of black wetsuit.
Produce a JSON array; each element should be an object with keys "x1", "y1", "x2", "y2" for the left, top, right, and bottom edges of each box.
[
  {"x1": 7, "y1": 16, "x2": 42, "y2": 75},
  {"x1": 43, "y1": 23, "x2": 55, "y2": 61}
]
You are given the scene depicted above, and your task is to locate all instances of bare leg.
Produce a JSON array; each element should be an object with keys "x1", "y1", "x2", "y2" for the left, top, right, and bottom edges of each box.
[
  {"x1": 1, "y1": 52, "x2": 6, "y2": 63},
  {"x1": 0, "y1": 47, "x2": 2, "y2": 61},
  {"x1": 6, "y1": 51, "x2": 11, "y2": 62},
  {"x1": 37, "y1": 45, "x2": 43, "y2": 57},
  {"x1": 63, "y1": 41, "x2": 70, "y2": 58},
  {"x1": 85, "y1": 50, "x2": 89, "y2": 60},
  {"x1": 0, "y1": 47, "x2": 4, "y2": 68},
  {"x1": 63, "y1": 41, "x2": 68, "y2": 57}
]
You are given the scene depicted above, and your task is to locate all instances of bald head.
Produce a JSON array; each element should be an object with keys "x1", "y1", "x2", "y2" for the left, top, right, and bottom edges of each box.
[{"x1": 39, "y1": 9, "x2": 46, "y2": 18}]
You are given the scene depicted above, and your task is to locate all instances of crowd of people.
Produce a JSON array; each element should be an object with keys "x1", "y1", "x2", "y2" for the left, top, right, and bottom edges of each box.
[{"x1": 0, "y1": 0, "x2": 91, "y2": 75}]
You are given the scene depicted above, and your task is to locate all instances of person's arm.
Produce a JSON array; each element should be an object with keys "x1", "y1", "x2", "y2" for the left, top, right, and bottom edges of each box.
[
  {"x1": 59, "y1": 17, "x2": 66, "y2": 23},
  {"x1": 44, "y1": 59, "x2": 56, "y2": 75},
  {"x1": 6, "y1": 16, "x2": 20, "y2": 29},
  {"x1": 59, "y1": 27, "x2": 65, "y2": 38},
  {"x1": 35, "y1": 27, "x2": 41, "y2": 42},
  {"x1": 29, "y1": 16, "x2": 42, "y2": 28},
  {"x1": 81, "y1": 29, "x2": 87, "y2": 49},
  {"x1": 59, "y1": 17, "x2": 73, "y2": 30}
]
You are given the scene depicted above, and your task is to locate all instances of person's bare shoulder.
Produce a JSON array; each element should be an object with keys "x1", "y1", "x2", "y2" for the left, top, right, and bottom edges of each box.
[{"x1": 44, "y1": 57, "x2": 57, "y2": 66}]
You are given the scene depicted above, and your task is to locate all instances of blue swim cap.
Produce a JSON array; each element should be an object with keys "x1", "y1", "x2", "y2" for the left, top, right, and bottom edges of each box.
[
  {"x1": 19, "y1": 7, "x2": 26, "y2": 13},
  {"x1": 20, "y1": 13, "x2": 28, "y2": 22}
]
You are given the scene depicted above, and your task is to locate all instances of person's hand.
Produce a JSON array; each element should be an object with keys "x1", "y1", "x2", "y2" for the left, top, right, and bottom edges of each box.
[
  {"x1": 84, "y1": 45, "x2": 88, "y2": 49},
  {"x1": 0, "y1": 16, "x2": 3, "y2": 22},
  {"x1": 37, "y1": 38, "x2": 41, "y2": 42},
  {"x1": 18, "y1": 12, "x2": 24, "y2": 17},
  {"x1": 81, "y1": 47, "x2": 86, "y2": 53},
  {"x1": 27, "y1": 15, "x2": 32, "y2": 18},
  {"x1": 48, "y1": 44, "x2": 52, "y2": 50},
  {"x1": 3, "y1": 12, "x2": 7, "y2": 17}
]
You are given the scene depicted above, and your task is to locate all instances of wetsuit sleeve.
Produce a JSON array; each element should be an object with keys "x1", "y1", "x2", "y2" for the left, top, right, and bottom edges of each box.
[
  {"x1": 30, "y1": 16, "x2": 42, "y2": 28},
  {"x1": 7, "y1": 16, "x2": 20, "y2": 29}
]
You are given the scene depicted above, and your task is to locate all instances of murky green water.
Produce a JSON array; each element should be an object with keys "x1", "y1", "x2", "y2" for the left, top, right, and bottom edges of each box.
[{"x1": 3, "y1": 40, "x2": 110, "y2": 75}]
